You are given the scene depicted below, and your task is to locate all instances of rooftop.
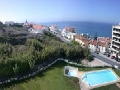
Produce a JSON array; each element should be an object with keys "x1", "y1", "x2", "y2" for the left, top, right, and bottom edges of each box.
[
  {"x1": 89, "y1": 39, "x2": 98, "y2": 46},
  {"x1": 32, "y1": 25, "x2": 45, "y2": 30},
  {"x1": 75, "y1": 34, "x2": 89, "y2": 46},
  {"x1": 98, "y1": 41, "x2": 106, "y2": 47},
  {"x1": 113, "y1": 25, "x2": 120, "y2": 29},
  {"x1": 97, "y1": 37, "x2": 110, "y2": 43},
  {"x1": 63, "y1": 27, "x2": 76, "y2": 33}
]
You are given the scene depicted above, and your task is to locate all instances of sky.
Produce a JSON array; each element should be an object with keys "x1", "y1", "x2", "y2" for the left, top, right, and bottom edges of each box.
[{"x1": 0, "y1": 0, "x2": 120, "y2": 23}]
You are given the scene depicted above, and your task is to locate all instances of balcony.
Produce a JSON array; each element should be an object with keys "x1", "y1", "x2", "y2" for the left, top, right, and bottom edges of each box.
[
  {"x1": 112, "y1": 39, "x2": 120, "y2": 44},
  {"x1": 112, "y1": 44, "x2": 120, "y2": 48},
  {"x1": 113, "y1": 30, "x2": 120, "y2": 34},
  {"x1": 112, "y1": 35, "x2": 120, "y2": 39},
  {"x1": 111, "y1": 48, "x2": 119, "y2": 52}
]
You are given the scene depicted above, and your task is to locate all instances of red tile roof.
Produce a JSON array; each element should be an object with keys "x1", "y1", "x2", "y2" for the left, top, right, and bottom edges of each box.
[
  {"x1": 63, "y1": 27, "x2": 76, "y2": 33},
  {"x1": 89, "y1": 39, "x2": 107, "y2": 47},
  {"x1": 75, "y1": 35, "x2": 88, "y2": 41},
  {"x1": 97, "y1": 37, "x2": 110, "y2": 42},
  {"x1": 98, "y1": 42, "x2": 106, "y2": 47},
  {"x1": 75, "y1": 35, "x2": 89, "y2": 46},
  {"x1": 89, "y1": 39, "x2": 98, "y2": 46},
  {"x1": 32, "y1": 25, "x2": 45, "y2": 30}
]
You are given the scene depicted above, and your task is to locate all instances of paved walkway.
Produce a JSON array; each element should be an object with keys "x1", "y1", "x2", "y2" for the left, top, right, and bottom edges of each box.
[
  {"x1": 116, "y1": 83, "x2": 120, "y2": 88},
  {"x1": 81, "y1": 58, "x2": 111, "y2": 67},
  {"x1": 91, "y1": 52, "x2": 120, "y2": 69}
]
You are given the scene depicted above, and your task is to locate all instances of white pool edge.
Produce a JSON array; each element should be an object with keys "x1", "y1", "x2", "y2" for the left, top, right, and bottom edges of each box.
[{"x1": 82, "y1": 68, "x2": 120, "y2": 88}]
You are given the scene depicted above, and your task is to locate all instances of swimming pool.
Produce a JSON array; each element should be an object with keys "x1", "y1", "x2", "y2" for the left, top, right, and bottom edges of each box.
[
  {"x1": 68, "y1": 70, "x2": 77, "y2": 77},
  {"x1": 82, "y1": 69, "x2": 119, "y2": 86}
]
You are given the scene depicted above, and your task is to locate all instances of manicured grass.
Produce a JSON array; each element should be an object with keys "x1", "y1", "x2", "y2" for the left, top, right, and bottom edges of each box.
[
  {"x1": 0, "y1": 61, "x2": 80, "y2": 90},
  {"x1": 0, "y1": 61, "x2": 120, "y2": 90},
  {"x1": 92, "y1": 84, "x2": 120, "y2": 90}
]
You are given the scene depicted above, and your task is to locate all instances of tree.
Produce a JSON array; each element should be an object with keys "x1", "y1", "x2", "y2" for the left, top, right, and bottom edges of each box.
[
  {"x1": 94, "y1": 32, "x2": 97, "y2": 40},
  {"x1": 0, "y1": 21, "x2": 3, "y2": 28},
  {"x1": 71, "y1": 40, "x2": 79, "y2": 45},
  {"x1": 84, "y1": 47, "x2": 91, "y2": 60}
]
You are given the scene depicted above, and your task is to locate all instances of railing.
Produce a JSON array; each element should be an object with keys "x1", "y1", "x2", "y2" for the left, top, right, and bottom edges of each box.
[
  {"x1": 112, "y1": 40, "x2": 120, "y2": 44},
  {"x1": 113, "y1": 31, "x2": 120, "y2": 33}
]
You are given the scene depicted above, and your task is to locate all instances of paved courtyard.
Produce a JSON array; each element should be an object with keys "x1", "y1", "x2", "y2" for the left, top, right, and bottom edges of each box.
[{"x1": 81, "y1": 58, "x2": 112, "y2": 67}]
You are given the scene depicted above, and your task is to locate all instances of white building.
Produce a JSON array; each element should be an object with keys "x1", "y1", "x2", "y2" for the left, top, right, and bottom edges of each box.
[
  {"x1": 88, "y1": 38, "x2": 110, "y2": 53},
  {"x1": 61, "y1": 27, "x2": 77, "y2": 40},
  {"x1": 98, "y1": 42, "x2": 107, "y2": 53},
  {"x1": 88, "y1": 40, "x2": 98, "y2": 52},
  {"x1": 111, "y1": 24, "x2": 120, "y2": 58},
  {"x1": 28, "y1": 24, "x2": 49, "y2": 34},
  {"x1": 49, "y1": 25, "x2": 60, "y2": 34}
]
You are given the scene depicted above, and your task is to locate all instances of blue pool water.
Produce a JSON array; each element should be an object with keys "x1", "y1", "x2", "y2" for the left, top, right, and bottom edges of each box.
[
  {"x1": 68, "y1": 70, "x2": 77, "y2": 77},
  {"x1": 82, "y1": 70, "x2": 118, "y2": 86}
]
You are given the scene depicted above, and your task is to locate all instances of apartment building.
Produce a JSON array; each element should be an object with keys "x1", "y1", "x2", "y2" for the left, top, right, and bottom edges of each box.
[{"x1": 111, "y1": 24, "x2": 120, "y2": 58}]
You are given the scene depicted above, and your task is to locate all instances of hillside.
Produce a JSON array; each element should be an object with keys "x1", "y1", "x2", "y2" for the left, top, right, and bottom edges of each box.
[{"x1": 0, "y1": 26, "x2": 90, "y2": 79}]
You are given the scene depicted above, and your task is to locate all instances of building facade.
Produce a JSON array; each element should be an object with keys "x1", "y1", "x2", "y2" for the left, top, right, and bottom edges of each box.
[
  {"x1": 61, "y1": 27, "x2": 77, "y2": 40},
  {"x1": 28, "y1": 24, "x2": 49, "y2": 34},
  {"x1": 49, "y1": 25, "x2": 60, "y2": 34},
  {"x1": 88, "y1": 37, "x2": 111, "y2": 53},
  {"x1": 75, "y1": 34, "x2": 89, "y2": 47},
  {"x1": 111, "y1": 24, "x2": 120, "y2": 58},
  {"x1": 88, "y1": 40, "x2": 98, "y2": 52}
]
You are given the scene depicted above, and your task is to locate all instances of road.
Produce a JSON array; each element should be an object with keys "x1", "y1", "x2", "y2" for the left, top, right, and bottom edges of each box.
[{"x1": 91, "y1": 52, "x2": 120, "y2": 69}]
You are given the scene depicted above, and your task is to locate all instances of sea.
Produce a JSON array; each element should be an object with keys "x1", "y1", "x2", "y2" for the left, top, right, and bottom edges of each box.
[{"x1": 39, "y1": 21, "x2": 115, "y2": 38}]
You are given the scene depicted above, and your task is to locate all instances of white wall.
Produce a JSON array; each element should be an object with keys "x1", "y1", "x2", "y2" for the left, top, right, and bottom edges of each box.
[
  {"x1": 61, "y1": 29, "x2": 76, "y2": 40},
  {"x1": 89, "y1": 44, "x2": 96, "y2": 52},
  {"x1": 99, "y1": 46, "x2": 106, "y2": 53}
]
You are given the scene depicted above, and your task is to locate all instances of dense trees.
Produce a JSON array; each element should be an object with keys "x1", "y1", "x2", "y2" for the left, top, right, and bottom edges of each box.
[
  {"x1": 0, "y1": 21, "x2": 3, "y2": 28},
  {"x1": 0, "y1": 30, "x2": 91, "y2": 78}
]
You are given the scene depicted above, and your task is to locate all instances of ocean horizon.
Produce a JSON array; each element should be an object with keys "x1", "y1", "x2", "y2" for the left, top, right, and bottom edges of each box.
[{"x1": 39, "y1": 21, "x2": 116, "y2": 38}]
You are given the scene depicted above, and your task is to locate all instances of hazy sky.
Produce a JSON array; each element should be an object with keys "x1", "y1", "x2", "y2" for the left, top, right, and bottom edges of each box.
[{"x1": 0, "y1": 0, "x2": 120, "y2": 23}]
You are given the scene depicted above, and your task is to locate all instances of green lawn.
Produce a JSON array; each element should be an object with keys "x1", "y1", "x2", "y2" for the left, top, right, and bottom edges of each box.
[
  {"x1": 0, "y1": 61, "x2": 120, "y2": 90},
  {"x1": 92, "y1": 83, "x2": 120, "y2": 90},
  {"x1": 0, "y1": 61, "x2": 80, "y2": 90}
]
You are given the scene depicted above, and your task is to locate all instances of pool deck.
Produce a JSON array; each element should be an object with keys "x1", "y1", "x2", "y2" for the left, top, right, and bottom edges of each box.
[
  {"x1": 78, "y1": 68, "x2": 120, "y2": 90},
  {"x1": 64, "y1": 66, "x2": 120, "y2": 90}
]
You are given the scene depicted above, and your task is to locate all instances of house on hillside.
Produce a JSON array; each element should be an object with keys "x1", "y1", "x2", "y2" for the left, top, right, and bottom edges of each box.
[
  {"x1": 75, "y1": 34, "x2": 89, "y2": 47},
  {"x1": 97, "y1": 42, "x2": 107, "y2": 53},
  {"x1": 97, "y1": 37, "x2": 110, "y2": 43},
  {"x1": 88, "y1": 40, "x2": 98, "y2": 52},
  {"x1": 61, "y1": 27, "x2": 77, "y2": 40},
  {"x1": 28, "y1": 24, "x2": 49, "y2": 34},
  {"x1": 97, "y1": 37, "x2": 111, "y2": 53},
  {"x1": 49, "y1": 25, "x2": 60, "y2": 35},
  {"x1": 88, "y1": 37, "x2": 111, "y2": 53}
]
